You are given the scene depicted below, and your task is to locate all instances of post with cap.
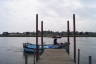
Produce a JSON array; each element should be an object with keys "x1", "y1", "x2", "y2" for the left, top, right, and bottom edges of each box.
[
  {"x1": 73, "y1": 14, "x2": 76, "y2": 63},
  {"x1": 41, "y1": 21, "x2": 44, "y2": 52},
  {"x1": 36, "y1": 14, "x2": 39, "y2": 61},
  {"x1": 67, "y1": 20, "x2": 70, "y2": 54}
]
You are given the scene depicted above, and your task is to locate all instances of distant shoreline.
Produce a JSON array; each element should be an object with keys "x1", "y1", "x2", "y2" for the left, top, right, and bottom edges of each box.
[
  {"x1": 1, "y1": 31, "x2": 96, "y2": 37},
  {"x1": 0, "y1": 35, "x2": 96, "y2": 37}
]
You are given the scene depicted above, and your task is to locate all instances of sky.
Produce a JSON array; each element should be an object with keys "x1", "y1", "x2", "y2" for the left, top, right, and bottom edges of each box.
[{"x1": 0, "y1": 0, "x2": 96, "y2": 32}]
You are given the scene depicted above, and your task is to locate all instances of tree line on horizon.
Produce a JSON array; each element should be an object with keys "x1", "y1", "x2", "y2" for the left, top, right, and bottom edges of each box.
[{"x1": 0, "y1": 31, "x2": 96, "y2": 37}]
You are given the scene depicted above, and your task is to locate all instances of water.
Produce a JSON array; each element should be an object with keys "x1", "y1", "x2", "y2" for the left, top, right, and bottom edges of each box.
[{"x1": 0, "y1": 37, "x2": 96, "y2": 64}]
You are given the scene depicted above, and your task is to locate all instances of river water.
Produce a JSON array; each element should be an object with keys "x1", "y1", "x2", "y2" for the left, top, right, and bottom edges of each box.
[{"x1": 0, "y1": 37, "x2": 96, "y2": 64}]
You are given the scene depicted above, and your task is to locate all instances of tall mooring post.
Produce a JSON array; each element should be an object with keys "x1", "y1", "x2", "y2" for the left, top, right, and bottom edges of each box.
[
  {"x1": 67, "y1": 20, "x2": 70, "y2": 54},
  {"x1": 73, "y1": 14, "x2": 76, "y2": 63},
  {"x1": 36, "y1": 14, "x2": 39, "y2": 61},
  {"x1": 41, "y1": 21, "x2": 44, "y2": 52}
]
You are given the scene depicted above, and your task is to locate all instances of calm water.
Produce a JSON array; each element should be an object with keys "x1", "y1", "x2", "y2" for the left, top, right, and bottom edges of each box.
[{"x1": 0, "y1": 37, "x2": 96, "y2": 64}]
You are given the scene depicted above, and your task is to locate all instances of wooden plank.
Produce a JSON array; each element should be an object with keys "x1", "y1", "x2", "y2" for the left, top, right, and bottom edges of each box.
[{"x1": 37, "y1": 49, "x2": 75, "y2": 64}]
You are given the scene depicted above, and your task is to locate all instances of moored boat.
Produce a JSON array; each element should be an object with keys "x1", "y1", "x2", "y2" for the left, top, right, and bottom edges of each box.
[{"x1": 23, "y1": 42, "x2": 68, "y2": 53}]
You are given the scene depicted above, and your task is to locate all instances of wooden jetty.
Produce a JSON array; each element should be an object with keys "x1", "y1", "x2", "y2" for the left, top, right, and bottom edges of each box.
[
  {"x1": 35, "y1": 14, "x2": 75, "y2": 64},
  {"x1": 37, "y1": 49, "x2": 75, "y2": 64}
]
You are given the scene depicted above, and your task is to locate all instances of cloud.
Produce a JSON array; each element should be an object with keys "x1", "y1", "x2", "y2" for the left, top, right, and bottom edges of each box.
[
  {"x1": 0, "y1": 0, "x2": 96, "y2": 32},
  {"x1": 0, "y1": 0, "x2": 39, "y2": 32}
]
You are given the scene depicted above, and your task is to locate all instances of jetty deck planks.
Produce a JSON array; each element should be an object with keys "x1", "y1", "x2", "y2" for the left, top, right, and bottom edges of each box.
[{"x1": 37, "y1": 49, "x2": 75, "y2": 64}]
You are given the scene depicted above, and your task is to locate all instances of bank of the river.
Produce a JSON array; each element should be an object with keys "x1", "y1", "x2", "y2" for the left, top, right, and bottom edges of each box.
[{"x1": 0, "y1": 35, "x2": 96, "y2": 37}]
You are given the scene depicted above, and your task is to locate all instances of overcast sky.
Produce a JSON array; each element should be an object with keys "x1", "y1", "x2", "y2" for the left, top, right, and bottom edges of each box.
[{"x1": 0, "y1": 0, "x2": 96, "y2": 32}]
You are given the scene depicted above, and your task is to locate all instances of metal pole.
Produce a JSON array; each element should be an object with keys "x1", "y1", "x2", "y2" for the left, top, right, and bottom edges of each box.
[
  {"x1": 36, "y1": 14, "x2": 39, "y2": 61},
  {"x1": 67, "y1": 20, "x2": 70, "y2": 54},
  {"x1": 89, "y1": 56, "x2": 92, "y2": 64},
  {"x1": 41, "y1": 21, "x2": 44, "y2": 52},
  {"x1": 73, "y1": 14, "x2": 76, "y2": 63},
  {"x1": 78, "y1": 49, "x2": 80, "y2": 64}
]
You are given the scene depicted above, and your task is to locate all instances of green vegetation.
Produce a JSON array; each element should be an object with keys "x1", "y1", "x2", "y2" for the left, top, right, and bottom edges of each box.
[{"x1": 0, "y1": 31, "x2": 96, "y2": 37}]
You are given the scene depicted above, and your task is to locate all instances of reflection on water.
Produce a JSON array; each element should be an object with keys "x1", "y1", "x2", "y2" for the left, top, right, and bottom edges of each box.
[
  {"x1": 24, "y1": 53, "x2": 28, "y2": 64},
  {"x1": 23, "y1": 52, "x2": 36, "y2": 64},
  {"x1": 0, "y1": 37, "x2": 96, "y2": 64}
]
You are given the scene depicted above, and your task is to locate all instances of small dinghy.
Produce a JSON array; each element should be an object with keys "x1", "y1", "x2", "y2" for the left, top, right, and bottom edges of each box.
[
  {"x1": 23, "y1": 43, "x2": 68, "y2": 53},
  {"x1": 23, "y1": 43, "x2": 39, "y2": 53},
  {"x1": 23, "y1": 43, "x2": 47, "y2": 53}
]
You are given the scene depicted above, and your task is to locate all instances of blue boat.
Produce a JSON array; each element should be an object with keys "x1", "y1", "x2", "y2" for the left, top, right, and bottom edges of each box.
[
  {"x1": 23, "y1": 43, "x2": 67, "y2": 53},
  {"x1": 23, "y1": 43, "x2": 45, "y2": 53}
]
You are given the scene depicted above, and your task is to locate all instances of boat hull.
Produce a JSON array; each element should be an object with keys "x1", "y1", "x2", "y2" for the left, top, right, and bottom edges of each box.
[{"x1": 23, "y1": 43, "x2": 68, "y2": 53}]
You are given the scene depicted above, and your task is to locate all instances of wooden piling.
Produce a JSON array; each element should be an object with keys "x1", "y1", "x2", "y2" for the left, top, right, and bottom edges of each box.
[
  {"x1": 41, "y1": 21, "x2": 44, "y2": 52},
  {"x1": 67, "y1": 20, "x2": 70, "y2": 54},
  {"x1": 24, "y1": 53, "x2": 28, "y2": 64},
  {"x1": 89, "y1": 56, "x2": 92, "y2": 64},
  {"x1": 33, "y1": 49, "x2": 36, "y2": 64},
  {"x1": 78, "y1": 49, "x2": 80, "y2": 64},
  {"x1": 73, "y1": 14, "x2": 76, "y2": 63},
  {"x1": 36, "y1": 14, "x2": 39, "y2": 61}
]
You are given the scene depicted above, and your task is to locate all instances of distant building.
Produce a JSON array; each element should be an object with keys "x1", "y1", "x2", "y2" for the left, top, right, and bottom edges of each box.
[
  {"x1": 2, "y1": 32, "x2": 9, "y2": 36},
  {"x1": 23, "y1": 32, "x2": 33, "y2": 36},
  {"x1": 8, "y1": 32, "x2": 23, "y2": 36}
]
